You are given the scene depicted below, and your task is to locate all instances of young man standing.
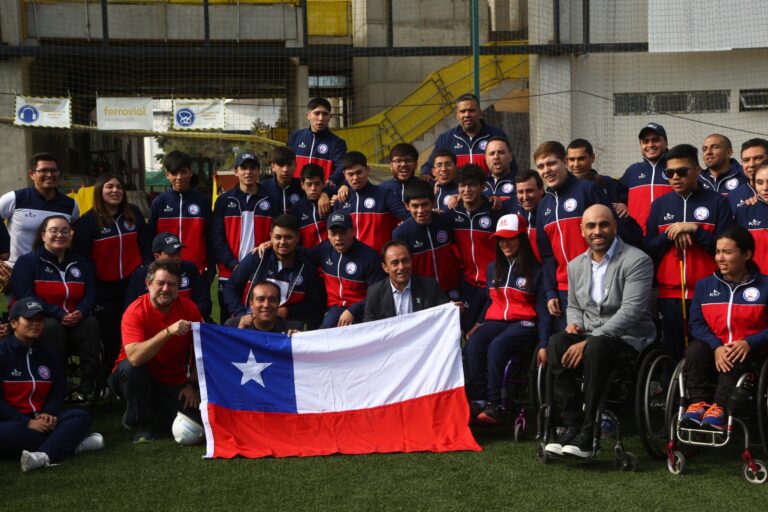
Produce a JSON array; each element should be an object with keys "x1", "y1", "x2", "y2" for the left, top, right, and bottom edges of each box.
[
  {"x1": 619, "y1": 123, "x2": 672, "y2": 235},
  {"x1": 482, "y1": 137, "x2": 517, "y2": 203},
  {"x1": 291, "y1": 164, "x2": 330, "y2": 248},
  {"x1": 379, "y1": 143, "x2": 420, "y2": 203},
  {"x1": 698, "y1": 134, "x2": 746, "y2": 211},
  {"x1": 288, "y1": 97, "x2": 347, "y2": 185},
  {"x1": 512, "y1": 169, "x2": 545, "y2": 261},
  {"x1": 148, "y1": 150, "x2": 212, "y2": 277},
  {"x1": 259, "y1": 147, "x2": 304, "y2": 215},
  {"x1": 726, "y1": 138, "x2": 768, "y2": 209},
  {"x1": 432, "y1": 150, "x2": 459, "y2": 212},
  {"x1": 393, "y1": 180, "x2": 462, "y2": 298},
  {"x1": 644, "y1": 144, "x2": 733, "y2": 360},
  {"x1": 333, "y1": 151, "x2": 409, "y2": 253}
]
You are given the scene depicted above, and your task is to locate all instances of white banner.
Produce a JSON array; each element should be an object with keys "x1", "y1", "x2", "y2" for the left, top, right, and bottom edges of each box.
[
  {"x1": 96, "y1": 97, "x2": 153, "y2": 131},
  {"x1": 172, "y1": 99, "x2": 226, "y2": 130},
  {"x1": 14, "y1": 96, "x2": 71, "y2": 128}
]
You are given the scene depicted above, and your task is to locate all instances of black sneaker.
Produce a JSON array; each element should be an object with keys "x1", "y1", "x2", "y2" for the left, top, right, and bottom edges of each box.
[
  {"x1": 562, "y1": 432, "x2": 594, "y2": 458},
  {"x1": 544, "y1": 426, "x2": 579, "y2": 456},
  {"x1": 468, "y1": 401, "x2": 484, "y2": 424},
  {"x1": 477, "y1": 403, "x2": 505, "y2": 425}
]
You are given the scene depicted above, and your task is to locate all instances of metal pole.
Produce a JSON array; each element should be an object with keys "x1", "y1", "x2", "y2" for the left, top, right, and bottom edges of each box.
[
  {"x1": 387, "y1": 0, "x2": 394, "y2": 48},
  {"x1": 471, "y1": 0, "x2": 480, "y2": 98},
  {"x1": 99, "y1": 0, "x2": 109, "y2": 46},
  {"x1": 203, "y1": 0, "x2": 210, "y2": 46}
]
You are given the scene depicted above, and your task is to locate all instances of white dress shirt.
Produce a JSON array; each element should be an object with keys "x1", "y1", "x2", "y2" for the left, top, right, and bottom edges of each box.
[
  {"x1": 589, "y1": 238, "x2": 618, "y2": 305},
  {"x1": 391, "y1": 279, "x2": 413, "y2": 316}
]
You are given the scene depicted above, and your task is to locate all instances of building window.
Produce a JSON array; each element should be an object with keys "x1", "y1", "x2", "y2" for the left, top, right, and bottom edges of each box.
[
  {"x1": 739, "y1": 89, "x2": 768, "y2": 112},
  {"x1": 614, "y1": 90, "x2": 729, "y2": 115}
]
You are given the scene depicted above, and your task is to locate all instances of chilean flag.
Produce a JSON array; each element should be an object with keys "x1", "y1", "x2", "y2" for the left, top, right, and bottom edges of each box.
[{"x1": 192, "y1": 304, "x2": 480, "y2": 458}]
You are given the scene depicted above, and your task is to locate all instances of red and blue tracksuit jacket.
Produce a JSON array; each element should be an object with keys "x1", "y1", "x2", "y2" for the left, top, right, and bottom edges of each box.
[
  {"x1": 333, "y1": 182, "x2": 410, "y2": 253},
  {"x1": 537, "y1": 174, "x2": 610, "y2": 299},
  {"x1": 690, "y1": 271, "x2": 768, "y2": 351},
  {"x1": 729, "y1": 183, "x2": 756, "y2": 212},
  {"x1": 149, "y1": 188, "x2": 212, "y2": 275},
  {"x1": 478, "y1": 261, "x2": 551, "y2": 349},
  {"x1": 735, "y1": 198, "x2": 768, "y2": 274},
  {"x1": 619, "y1": 153, "x2": 672, "y2": 235},
  {"x1": 292, "y1": 197, "x2": 328, "y2": 249},
  {"x1": 212, "y1": 188, "x2": 276, "y2": 280},
  {"x1": 483, "y1": 170, "x2": 516, "y2": 202},
  {"x1": 10, "y1": 247, "x2": 95, "y2": 320},
  {"x1": 307, "y1": 239, "x2": 385, "y2": 317},
  {"x1": 221, "y1": 248, "x2": 323, "y2": 319},
  {"x1": 392, "y1": 214, "x2": 462, "y2": 293},
  {"x1": 287, "y1": 128, "x2": 347, "y2": 185},
  {"x1": 435, "y1": 182, "x2": 459, "y2": 212},
  {"x1": 1, "y1": 336, "x2": 65, "y2": 423},
  {"x1": 698, "y1": 159, "x2": 747, "y2": 214},
  {"x1": 73, "y1": 205, "x2": 150, "y2": 282},
  {"x1": 511, "y1": 204, "x2": 541, "y2": 262},
  {"x1": 259, "y1": 176, "x2": 305, "y2": 215},
  {"x1": 420, "y1": 121, "x2": 511, "y2": 176},
  {"x1": 379, "y1": 176, "x2": 419, "y2": 204},
  {"x1": 451, "y1": 199, "x2": 505, "y2": 288},
  {"x1": 123, "y1": 260, "x2": 211, "y2": 319},
  {"x1": 644, "y1": 188, "x2": 733, "y2": 300}
]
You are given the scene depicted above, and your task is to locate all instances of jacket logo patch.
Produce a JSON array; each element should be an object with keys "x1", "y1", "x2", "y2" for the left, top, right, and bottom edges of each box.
[
  {"x1": 38, "y1": 365, "x2": 50, "y2": 380},
  {"x1": 502, "y1": 183, "x2": 514, "y2": 194},
  {"x1": 325, "y1": 258, "x2": 334, "y2": 266},
  {"x1": 726, "y1": 178, "x2": 739, "y2": 190},
  {"x1": 11, "y1": 369, "x2": 21, "y2": 377},
  {"x1": 544, "y1": 208, "x2": 552, "y2": 216},
  {"x1": 228, "y1": 200, "x2": 238, "y2": 208},
  {"x1": 693, "y1": 207, "x2": 710, "y2": 221},
  {"x1": 744, "y1": 287, "x2": 760, "y2": 302},
  {"x1": 478, "y1": 140, "x2": 488, "y2": 151},
  {"x1": 301, "y1": 213, "x2": 309, "y2": 220},
  {"x1": 663, "y1": 212, "x2": 675, "y2": 221},
  {"x1": 479, "y1": 216, "x2": 492, "y2": 229},
  {"x1": 294, "y1": 274, "x2": 304, "y2": 286},
  {"x1": 44, "y1": 266, "x2": 54, "y2": 274},
  {"x1": 181, "y1": 276, "x2": 190, "y2": 288},
  {"x1": 454, "y1": 143, "x2": 463, "y2": 149},
  {"x1": 521, "y1": 320, "x2": 535, "y2": 327},
  {"x1": 70, "y1": 267, "x2": 81, "y2": 278},
  {"x1": 436, "y1": 230, "x2": 448, "y2": 244},
  {"x1": 100, "y1": 227, "x2": 111, "y2": 235},
  {"x1": 258, "y1": 200, "x2": 271, "y2": 211},
  {"x1": 749, "y1": 218, "x2": 762, "y2": 227},
  {"x1": 299, "y1": 142, "x2": 306, "y2": 148},
  {"x1": 563, "y1": 198, "x2": 578, "y2": 212},
  {"x1": 709, "y1": 289, "x2": 720, "y2": 297},
  {"x1": 345, "y1": 262, "x2": 357, "y2": 274},
  {"x1": 317, "y1": 144, "x2": 329, "y2": 155},
  {"x1": 638, "y1": 173, "x2": 646, "y2": 179},
  {"x1": 123, "y1": 221, "x2": 135, "y2": 231},
  {"x1": 364, "y1": 197, "x2": 376, "y2": 209},
  {"x1": 164, "y1": 205, "x2": 174, "y2": 212},
  {"x1": 289, "y1": 193, "x2": 301, "y2": 204},
  {"x1": 516, "y1": 277, "x2": 528, "y2": 289},
  {"x1": 413, "y1": 240, "x2": 423, "y2": 248},
  {"x1": 454, "y1": 215, "x2": 465, "y2": 223},
  {"x1": 188, "y1": 203, "x2": 201, "y2": 216}
]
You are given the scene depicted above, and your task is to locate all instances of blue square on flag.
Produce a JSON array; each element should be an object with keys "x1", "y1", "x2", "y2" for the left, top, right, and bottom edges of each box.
[{"x1": 198, "y1": 323, "x2": 297, "y2": 413}]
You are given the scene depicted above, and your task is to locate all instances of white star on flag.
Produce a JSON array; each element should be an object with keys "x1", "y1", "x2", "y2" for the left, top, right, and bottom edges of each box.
[{"x1": 232, "y1": 350, "x2": 272, "y2": 387}]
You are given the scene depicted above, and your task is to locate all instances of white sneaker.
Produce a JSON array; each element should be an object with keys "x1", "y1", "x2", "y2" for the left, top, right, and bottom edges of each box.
[
  {"x1": 75, "y1": 433, "x2": 105, "y2": 454},
  {"x1": 20, "y1": 450, "x2": 50, "y2": 472}
]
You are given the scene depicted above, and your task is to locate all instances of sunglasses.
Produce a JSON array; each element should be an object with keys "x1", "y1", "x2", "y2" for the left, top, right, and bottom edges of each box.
[
  {"x1": 663, "y1": 167, "x2": 693, "y2": 179},
  {"x1": 167, "y1": 167, "x2": 191, "y2": 176}
]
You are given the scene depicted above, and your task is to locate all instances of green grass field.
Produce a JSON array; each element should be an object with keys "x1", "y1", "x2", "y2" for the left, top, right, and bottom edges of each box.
[
  {"x1": 2, "y1": 405, "x2": 767, "y2": 511},
  {"x1": 3, "y1": 282, "x2": 767, "y2": 510}
]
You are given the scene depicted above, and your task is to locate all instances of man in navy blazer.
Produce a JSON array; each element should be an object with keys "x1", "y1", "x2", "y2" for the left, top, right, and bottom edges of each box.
[{"x1": 363, "y1": 241, "x2": 449, "y2": 322}]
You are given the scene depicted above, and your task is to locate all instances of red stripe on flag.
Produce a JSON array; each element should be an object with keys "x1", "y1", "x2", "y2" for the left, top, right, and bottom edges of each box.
[{"x1": 205, "y1": 387, "x2": 481, "y2": 458}]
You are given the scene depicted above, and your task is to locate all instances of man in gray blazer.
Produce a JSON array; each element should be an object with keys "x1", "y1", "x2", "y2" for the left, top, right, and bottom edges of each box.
[
  {"x1": 363, "y1": 241, "x2": 449, "y2": 322},
  {"x1": 544, "y1": 204, "x2": 655, "y2": 458}
]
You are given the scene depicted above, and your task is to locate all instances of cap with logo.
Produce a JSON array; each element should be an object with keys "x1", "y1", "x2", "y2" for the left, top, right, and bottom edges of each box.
[
  {"x1": 327, "y1": 211, "x2": 353, "y2": 230},
  {"x1": 235, "y1": 152, "x2": 260, "y2": 168},
  {"x1": 152, "y1": 232, "x2": 185, "y2": 255},
  {"x1": 490, "y1": 213, "x2": 528, "y2": 240},
  {"x1": 638, "y1": 123, "x2": 667, "y2": 140},
  {"x1": 9, "y1": 297, "x2": 45, "y2": 320}
]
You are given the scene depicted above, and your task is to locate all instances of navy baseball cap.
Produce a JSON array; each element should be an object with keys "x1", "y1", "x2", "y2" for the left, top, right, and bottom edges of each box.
[
  {"x1": 639, "y1": 123, "x2": 667, "y2": 140},
  {"x1": 327, "y1": 211, "x2": 353, "y2": 230},
  {"x1": 9, "y1": 297, "x2": 45, "y2": 320},
  {"x1": 235, "y1": 152, "x2": 260, "y2": 168},
  {"x1": 152, "y1": 232, "x2": 185, "y2": 254}
]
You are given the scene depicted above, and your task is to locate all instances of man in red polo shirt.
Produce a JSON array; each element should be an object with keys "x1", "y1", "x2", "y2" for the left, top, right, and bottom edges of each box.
[{"x1": 109, "y1": 259, "x2": 202, "y2": 444}]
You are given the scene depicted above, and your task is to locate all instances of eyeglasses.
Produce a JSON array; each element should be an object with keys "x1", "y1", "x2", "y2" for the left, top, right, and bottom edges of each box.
[
  {"x1": 391, "y1": 159, "x2": 415, "y2": 166},
  {"x1": 167, "y1": 167, "x2": 191, "y2": 176},
  {"x1": 35, "y1": 168, "x2": 60, "y2": 176},
  {"x1": 46, "y1": 227, "x2": 71, "y2": 236},
  {"x1": 664, "y1": 167, "x2": 692, "y2": 179},
  {"x1": 433, "y1": 162, "x2": 454, "y2": 169}
]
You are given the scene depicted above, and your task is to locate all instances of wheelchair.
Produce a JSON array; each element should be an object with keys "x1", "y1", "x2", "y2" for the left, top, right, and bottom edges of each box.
[
  {"x1": 498, "y1": 348, "x2": 545, "y2": 441},
  {"x1": 534, "y1": 341, "x2": 677, "y2": 470},
  {"x1": 665, "y1": 356, "x2": 768, "y2": 484}
]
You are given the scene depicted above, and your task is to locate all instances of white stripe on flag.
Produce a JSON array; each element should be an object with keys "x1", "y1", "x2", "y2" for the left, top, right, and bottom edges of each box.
[
  {"x1": 291, "y1": 303, "x2": 463, "y2": 413},
  {"x1": 192, "y1": 323, "x2": 215, "y2": 457}
]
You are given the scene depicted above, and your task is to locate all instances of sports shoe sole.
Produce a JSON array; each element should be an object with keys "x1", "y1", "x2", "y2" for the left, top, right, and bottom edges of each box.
[
  {"x1": 562, "y1": 444, "x2": 593, "y2": 458},
  {"x1": 544, "y1": 443, "x2": 563, "y2": 456}
]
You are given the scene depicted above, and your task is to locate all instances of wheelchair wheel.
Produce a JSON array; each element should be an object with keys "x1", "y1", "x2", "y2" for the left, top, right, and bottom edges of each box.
[
  {"x1": 528, "y1": 351, "x2": 545, "y2": 411},
  {"x1": 667, "y1": 450, "x2": 686, "y2": 475},
  {"x1": 514, "y1": 422, "x2": 524, "y2": 443},
  {"x1": 757, "y1": 358, "x2": 768, "y2": 458},
  {"x1": 665, "y1": 359, "x2": 686, "y2": 431},
  {"x1": 635, "y1": 349, "x2": 677, "y2": 460},
  {"x1": 743, "y1": 459, "x2": 768, "y2": 484}
]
